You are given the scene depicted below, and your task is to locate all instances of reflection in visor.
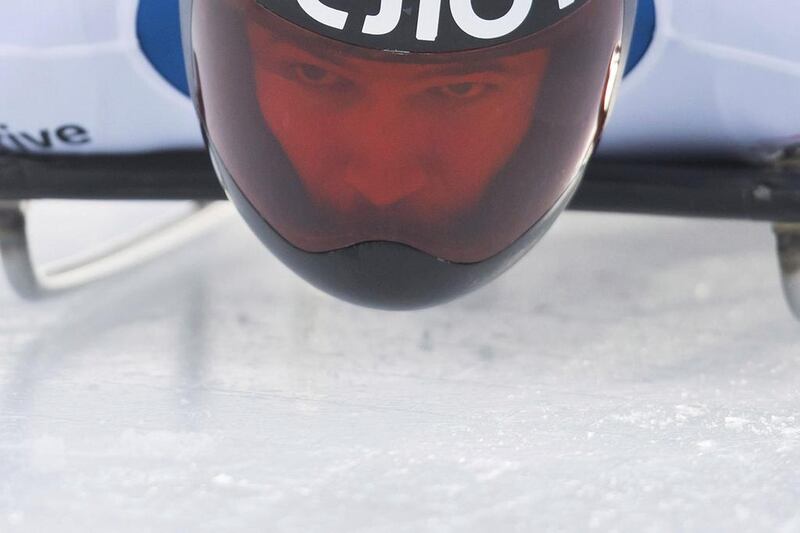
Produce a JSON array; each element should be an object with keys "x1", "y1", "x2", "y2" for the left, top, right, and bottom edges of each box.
[
  {"x1": 248, "y1": 15, "x2": 548, "y2": 223},
  {"x1": 192, "y1": 0, "x2": 623, "y2": 262}
]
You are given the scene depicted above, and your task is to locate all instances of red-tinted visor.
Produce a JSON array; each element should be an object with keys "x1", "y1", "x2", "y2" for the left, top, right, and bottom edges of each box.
[{"x1": 191, "y1": 0, "x2": 623, "y2": 262}]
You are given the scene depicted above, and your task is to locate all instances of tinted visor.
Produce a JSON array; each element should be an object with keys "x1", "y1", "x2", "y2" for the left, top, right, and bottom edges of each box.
[{"x1": 191, "y1": 0, "x2": 624, "y2": 263}]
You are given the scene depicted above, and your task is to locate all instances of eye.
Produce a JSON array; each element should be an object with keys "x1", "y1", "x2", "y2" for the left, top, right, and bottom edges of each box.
[
  {"x1": 430, "y1": 82, "x2": 495, "y2": 100},
  {"x1": 292, "y1": 63, "x2": 339, "y2": 86}
]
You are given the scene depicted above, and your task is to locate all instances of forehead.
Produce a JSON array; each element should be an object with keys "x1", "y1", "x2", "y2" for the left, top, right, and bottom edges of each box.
[{"x1": 247, "y1": 19, "x2": 549, "y2": 86}]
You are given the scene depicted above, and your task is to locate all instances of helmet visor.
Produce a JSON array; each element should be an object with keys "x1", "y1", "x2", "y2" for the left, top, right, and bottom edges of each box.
[{"x1": 190, "y1": 0, "x2": 624, "y2": 262}]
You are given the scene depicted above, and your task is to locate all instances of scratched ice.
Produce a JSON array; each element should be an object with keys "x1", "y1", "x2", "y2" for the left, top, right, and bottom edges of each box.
[{"x1": 0, "y1": 202, "x2": 799, "y2": 532}]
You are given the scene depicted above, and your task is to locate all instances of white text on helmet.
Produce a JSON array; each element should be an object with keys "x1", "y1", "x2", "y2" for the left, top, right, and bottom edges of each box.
[{"x1": 296, "y1": 0, "x2": 540, "y2": 41}]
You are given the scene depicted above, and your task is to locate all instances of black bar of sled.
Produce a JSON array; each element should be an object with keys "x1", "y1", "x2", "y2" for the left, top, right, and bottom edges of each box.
[
  {"x1": 0, "y1": 151, "x2": 224, "y2": 201},
  {"x1": 573, "y1": 159, "x2": 800, "y2": 221},
  {"x1": 1, "y1": 151, "x2": 799, "y2": 221}
]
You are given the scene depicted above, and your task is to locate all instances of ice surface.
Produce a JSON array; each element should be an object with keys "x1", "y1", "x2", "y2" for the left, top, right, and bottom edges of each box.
[{"x1": 0, "y1": 203, "x2": 799, "y2": 532}]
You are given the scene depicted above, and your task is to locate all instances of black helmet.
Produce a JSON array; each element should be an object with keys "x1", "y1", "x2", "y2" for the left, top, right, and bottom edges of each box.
[{"x1": 181, "y1": 0, "x2": 636, "y2": 309}]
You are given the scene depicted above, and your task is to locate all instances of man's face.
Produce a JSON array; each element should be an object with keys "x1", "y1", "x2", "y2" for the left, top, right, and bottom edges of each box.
[{"x1": 246, "y1": 17, "x2": 548, "y2": 225}]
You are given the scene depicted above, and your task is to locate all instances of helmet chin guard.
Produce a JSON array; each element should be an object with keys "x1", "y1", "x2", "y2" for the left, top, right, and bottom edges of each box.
[{"x1": 182, "y1": 0, "x2": 636, "y2": 309}]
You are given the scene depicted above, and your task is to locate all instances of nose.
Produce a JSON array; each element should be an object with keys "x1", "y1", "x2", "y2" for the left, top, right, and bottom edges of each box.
[{"x1": 339, "y1": 97, "x2": 430, "y2": 207}]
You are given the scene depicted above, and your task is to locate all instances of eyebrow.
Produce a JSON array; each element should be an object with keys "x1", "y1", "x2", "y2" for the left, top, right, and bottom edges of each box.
[
  {"x1": 411, "y1": 61, "x2": 511, "y2": 80},
  {"x1": 270, "y1": 39, "x2": 351, "y2": 67}
]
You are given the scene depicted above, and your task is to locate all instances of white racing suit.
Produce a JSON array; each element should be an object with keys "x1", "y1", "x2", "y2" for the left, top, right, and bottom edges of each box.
[{"x1": 0, "y1": 0, "x2": 798, "y2": 160}]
